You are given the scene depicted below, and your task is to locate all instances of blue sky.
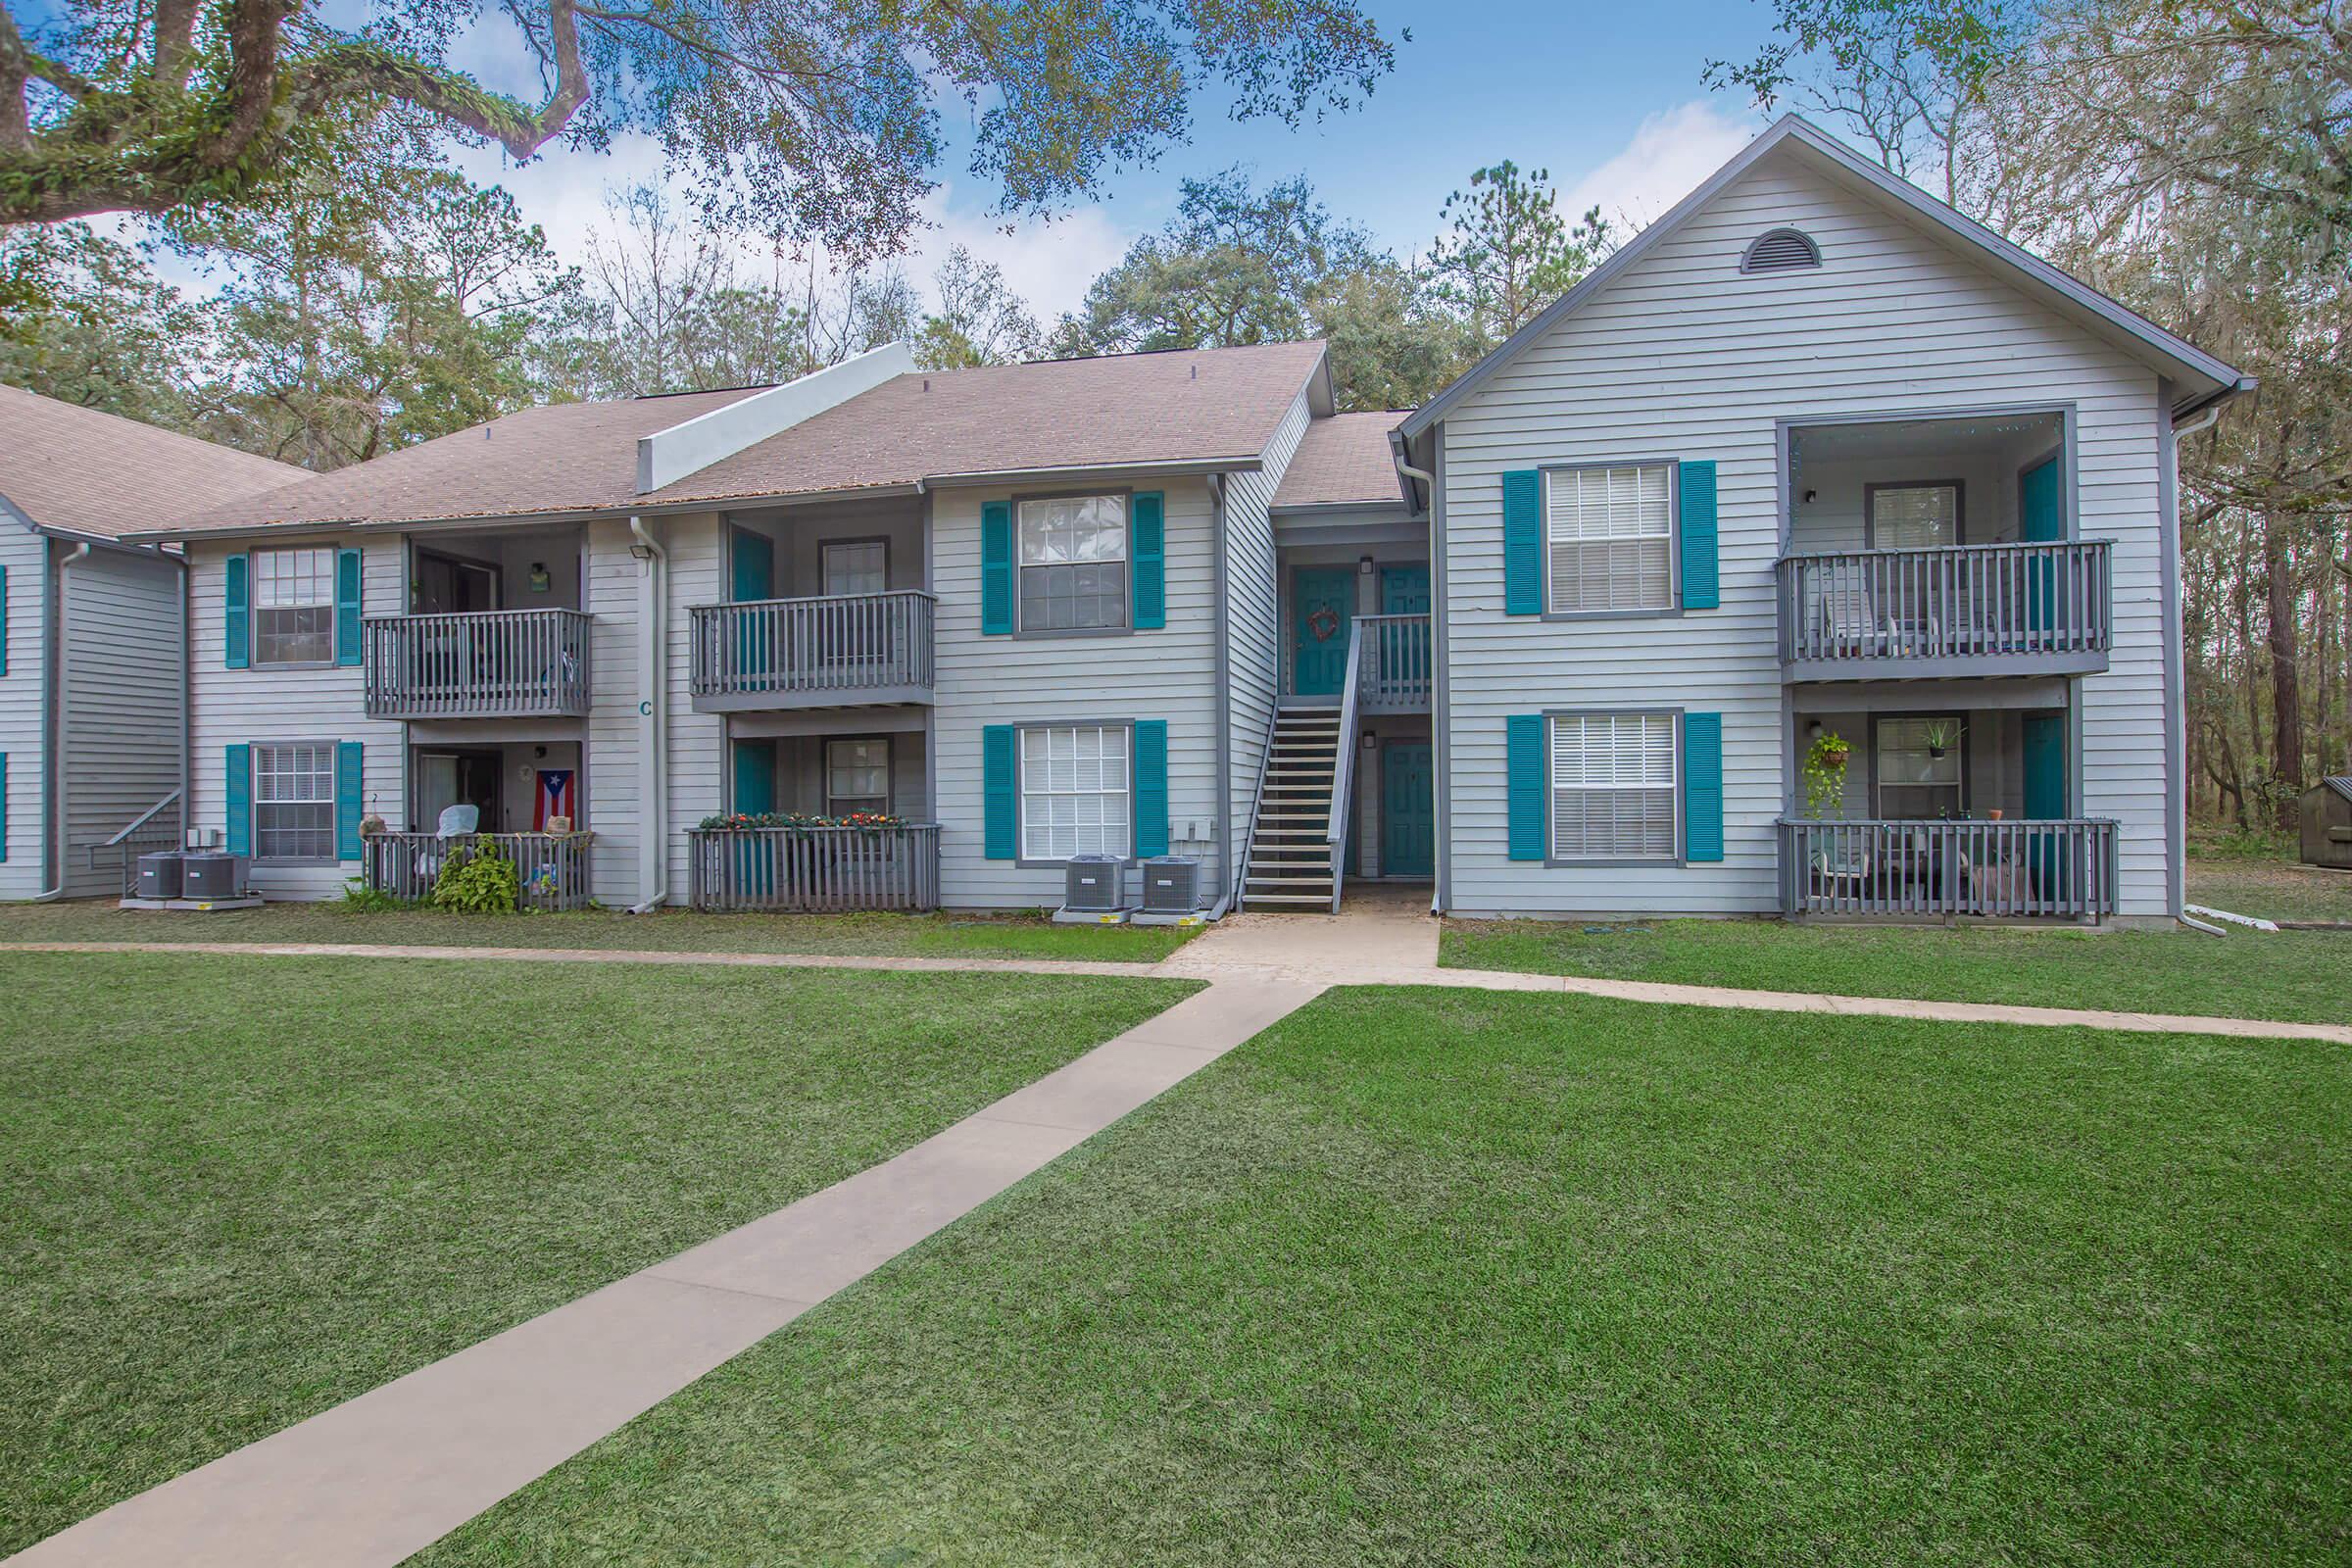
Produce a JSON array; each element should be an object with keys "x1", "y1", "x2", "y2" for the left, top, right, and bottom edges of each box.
[{"x1": 430, "y1": 0, "x2": 1791, "y2": 318}]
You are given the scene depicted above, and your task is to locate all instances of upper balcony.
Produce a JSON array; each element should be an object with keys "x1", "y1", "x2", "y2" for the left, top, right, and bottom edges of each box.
[
  {"x1": 364, "y1": 608, "x2": 592, "y2": 719},
  {"x1": 1777, "y1": 540, "x2": 2112, "y2": 680},
  {"x1": 690, "y1": 590, "x2": 936, "y2": 712}
]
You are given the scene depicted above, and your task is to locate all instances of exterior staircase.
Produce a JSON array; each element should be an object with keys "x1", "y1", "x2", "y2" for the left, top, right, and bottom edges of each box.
[{"x1": 1243, "y1": 704, "x2": 1344, "y2": 910}]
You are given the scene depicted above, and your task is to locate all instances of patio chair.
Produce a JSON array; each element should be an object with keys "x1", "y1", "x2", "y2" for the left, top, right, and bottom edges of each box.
[
  {"x1": 415, "y1": 804, "x2": 481, "y2": 886},
  {"x1": 1807, "y1": 842, "x2": 1876, "y2": 904}
]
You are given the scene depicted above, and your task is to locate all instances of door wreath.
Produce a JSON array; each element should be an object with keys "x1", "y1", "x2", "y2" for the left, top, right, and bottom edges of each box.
[{"x1": 1306, "y1": 605, "x2": 1342, "y2": 642}]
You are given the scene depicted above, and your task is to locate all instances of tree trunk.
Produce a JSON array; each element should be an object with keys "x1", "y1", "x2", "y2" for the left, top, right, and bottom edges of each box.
[{"x1": 2263, "y1": 513, "x2": 2303, "y2": 829}]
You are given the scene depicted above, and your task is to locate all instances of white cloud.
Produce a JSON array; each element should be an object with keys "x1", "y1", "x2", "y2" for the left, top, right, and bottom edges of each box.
[{"x1": 1561, "y1": 100, "x2": 1759, "y2": 235}]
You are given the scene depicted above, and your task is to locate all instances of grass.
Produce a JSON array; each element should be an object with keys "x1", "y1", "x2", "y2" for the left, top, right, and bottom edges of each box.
[
  {"x1": 2188, "y1": 856, "x2": 2352, "y2": 925},
  {"x1": 421, "y1": 989, "x2": 2352, "y2": 1566},
  {"x1": 0, "y1": 951, "x2": 1195, "y2": 1555},
  {"x1": 1442, "y1": 886, "x2": 2348, "y2": 1026},
  {"x1": 0, "y1": 899, "x2": 1200, "y2": 962}
]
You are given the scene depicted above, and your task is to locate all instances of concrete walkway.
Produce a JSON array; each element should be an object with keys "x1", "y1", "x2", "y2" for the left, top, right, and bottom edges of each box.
[
  {"x1": 8, "y1": 977, "x2": 1323, "y2": 1568},
  {"x1": 8, "y1": 906, "x2": 2348, "y2": 1565}
]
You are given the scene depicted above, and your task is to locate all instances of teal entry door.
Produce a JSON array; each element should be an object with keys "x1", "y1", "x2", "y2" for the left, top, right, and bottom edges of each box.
[
  {"x1": 2023, "y1": 710, "x2": 2068, "y2": 898},
  {"x1": 1382, "y1": 741, "x2": 1435, "y2": 878},
  {"x1": 1381, "y1": 564, "x2": 1430, "y2": 615},
  {"x1": 2021, "y1": 455, "x2": 2061, "y2": 636},
  {"x1": 731, "y1": 527, "x2": 777, "y2": 686},
  {"x1": 1292, "y1": 567, "x2": 1355, "y2": 696}
]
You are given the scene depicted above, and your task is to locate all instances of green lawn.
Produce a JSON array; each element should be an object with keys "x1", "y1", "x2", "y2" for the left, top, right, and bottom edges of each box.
[
  {"x1": 0, "y1": 899, "x2": 1200, "y2": 962},
  {"x1": 423, "y1": 988, "x2": 2352, "y2": 1567},
  {"x1": 0, "y1": 951, "x2": 1195, "y2": 1556},
  {"x1": 1442, "y1": 912, "x2": 2347, "y2": 1025},
  {"x1": 2189, "y1": 855, "x2": 2352, "y2": 925}
]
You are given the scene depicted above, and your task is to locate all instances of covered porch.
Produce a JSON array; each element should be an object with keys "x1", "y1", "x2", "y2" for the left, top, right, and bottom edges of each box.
[
  {"x1": 368, "y1": 525, "x2": 591, "y2": 718},
  {"x1": 1782, "y1": 683, "x2": 2115, "y2": 920},
  {"x1": 699, "y1": 710, "x2": 938, "y2": 911}
]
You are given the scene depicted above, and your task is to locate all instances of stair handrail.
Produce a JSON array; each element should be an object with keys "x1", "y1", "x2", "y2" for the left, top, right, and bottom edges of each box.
[
  {"x1": 1230, "y1": 702, "x2": 1283, "y2": 912},
  {"x1": 1324, "y1": 620, "x2": 1366, "y2": 913},
  {"x1": 94, "y1": 788, "x2": 183, "y2": 852}
]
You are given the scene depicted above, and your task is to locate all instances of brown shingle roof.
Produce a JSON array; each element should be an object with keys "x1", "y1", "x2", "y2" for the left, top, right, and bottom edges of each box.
[
  {"x1": 161, "y1": 386, "x2": 765, "y2": 535},
  {"x1": 0, "y1": 383, "x2": 301, "y2": 540},
  {"x1": 1271, "y1": 411, "x2": 1410, "y2": 510},
  {"x1": 642, "y1": 340, "x2": 1329, "y2": 507}
]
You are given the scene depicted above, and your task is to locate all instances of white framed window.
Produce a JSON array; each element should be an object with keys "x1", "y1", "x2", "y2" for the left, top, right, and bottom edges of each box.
[
  {"x1": 253, "y1": 742, "x2": 337, "y2": 860},
  {"x1": 1545, "y1": 465, "x2": 1674, "y2": 613},
  {"x1": 1868, "y1": 482, "x2": 1961, "y2": 549},
  {"x1": 253, "y1": 547, "x2": 337, "y2": 665},
  {"x1": 1019, "y1": 724, "x2": 1130, "y2": 860},
  {"x1": 1550, "y1": 712, "x2": 1678, "y2": 860},
  {"x1": 1017, "y1": 494, "x2": 1127, "y2": 631},
  {"x1": 1875, "y1": 715, "x2": 1965, "y2": 818},
  {"x1": 825, "y1": 738, "x2": 892, "y2": 816},
  {"x1": 822, "y1": 540, "x2": 887, "y2": 597}
]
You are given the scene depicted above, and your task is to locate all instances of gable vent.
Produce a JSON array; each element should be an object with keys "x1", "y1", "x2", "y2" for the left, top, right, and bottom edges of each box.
[{"x1": 1740, "y1": 227, "x2": 1822, "y2": 274}]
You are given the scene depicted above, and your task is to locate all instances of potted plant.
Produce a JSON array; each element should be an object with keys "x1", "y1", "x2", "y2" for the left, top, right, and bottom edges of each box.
[
  {"x1": 1803, "y1": 729, "x2": 1851, "y2": 819},
  {"x1": 1919, "y1": 719, "x2": 1963, "y2": 760}
]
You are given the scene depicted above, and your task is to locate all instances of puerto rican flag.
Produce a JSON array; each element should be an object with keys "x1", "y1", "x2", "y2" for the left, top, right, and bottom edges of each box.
[{"x1": 533, "y1": 769, "x2": 576, "y2": 830}]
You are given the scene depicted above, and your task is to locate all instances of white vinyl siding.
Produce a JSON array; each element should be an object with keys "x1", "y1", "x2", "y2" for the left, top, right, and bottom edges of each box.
[
  {"x1": 1019, "y1": 724, "x2": 1129, "y2": 860},
  {"x1": 1551, "y1": 713, "x2": 1677, "y2": 860},
  {"x1": 252, "y1": 742, "x2": 335, "y2": 860},
  {"x1": 253, "y1": 546, "x2": 336, "y2": 665},
  {"x1": 59, "y1": 545, "x2": 185, "y2": 896},
  {"x1": 1871, "y1": 484, "x2": 1959, "y2": 548},
  {"x1": 1546, "y1": 464, "x2": 1673, "y2": 612},
  {"x1": 1017, "y1": 494, "x2": 1128, "y2": 631}
]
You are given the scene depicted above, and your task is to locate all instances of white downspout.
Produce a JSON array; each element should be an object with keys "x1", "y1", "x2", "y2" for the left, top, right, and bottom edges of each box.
[
  {"x1": 627, "y1": 514, "x2": 669, "y2": 912},
  {"x1": 33, "y1": 541, "x2": 92, "y2": 902}
]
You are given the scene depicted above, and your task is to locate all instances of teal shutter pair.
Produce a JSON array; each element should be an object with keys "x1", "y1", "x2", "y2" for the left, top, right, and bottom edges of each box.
[
  {"x1": 983, "y1": 720, "x2": 1169, "y2": 859},
  {"x1": 224, "y1": 548, "x2": 363, "y2": 666},
  {"x1": 1505, "y1": 712, "x2": 1724, "y2": 862},
  {"x1": 1500, "y1": 462, "x2": 1719, "y2": 612},
  {"x1": 224, "y1": 741, "x2": 366, "y2": 859},
  {"x1": 980, "y1": 493, "x2": 1165, "y2": 634}
]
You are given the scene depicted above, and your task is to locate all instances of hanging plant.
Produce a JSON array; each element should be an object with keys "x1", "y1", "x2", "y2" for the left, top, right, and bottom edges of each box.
[
  {"x1": 1803, "y1": 730, "x2": 1852, "y2": 819},
  {"x1": 1919, "y1": 719, "x2": 1963, "y2": 760}
]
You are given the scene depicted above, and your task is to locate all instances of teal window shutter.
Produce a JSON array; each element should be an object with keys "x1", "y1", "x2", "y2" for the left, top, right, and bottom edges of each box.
[
  {"x1": 1133, "y1": 720, "x2": 1169, "y2": 858},
  {"x1": 335, "y1": 548, "x2": 364, "y2": 665},
  {"x1": 732, "y1": 738, "x2": 777, "y2": 815},
  {"x1": 981, "y1": 502, "x2": 1013, "y2": 634},
  {"x1": 1502, "y1": 471, "x2": 1543, "y2": 614},
  {"x1": 1131, "y1": 492, "x2": 1166, "y2": 629},
  {"x1": 335, "y1": 742, "x2": 365, "y2": 859},
  {"x1": 1683, "y1": 712, "x2": 1723, "y2": 862},
  {"x1": 225, "y1": 744, "x2": 252, "y2": 857},
  {"x1": 1506, "y1": 713, "x2": 1546, "y2": 860},
  {"x1": 1679, "y1": 461, "x2": 1718, "y2": 610},
  {"x1": 224, "y1": 554, "x2": 250, "y2": 668},
  {"x1": 983, "y1": 724, "x2": 1016, "y2": 858}
]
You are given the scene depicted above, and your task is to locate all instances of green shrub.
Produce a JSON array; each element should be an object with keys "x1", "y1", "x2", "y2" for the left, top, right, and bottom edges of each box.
[
  {"x1": 340, "y1": 878, "x2": 413, "y2": 912},
  {"x1": 430, "y1": 838, "x2": 520, "y2": 915}
]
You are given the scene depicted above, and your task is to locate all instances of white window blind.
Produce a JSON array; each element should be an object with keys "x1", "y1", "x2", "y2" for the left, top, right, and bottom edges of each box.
[
  {"x1": 822, "y1": 541, "x2": 886, "y2": 596},
  {"x1": 1019, "y1": 725, "x2": 1129, "y2": 859},
  {"x1": 1870, "y1": 484, "x2": 1958, "y2": 549},
  {"x1": 1546, "y1": 465, "x2": 1674, "y2": 612},
  {"x1": 825, "y1": 738, "x2": 891, "y2": 815},
  {"x1": 1875, "y1": 716, "x2": 1964, "y2": 818},
  {"x1": 1550, "y1": 713, "x2": 1678, "y2": 859},
  {"x1": 253, "y1": 547, "x2": 337, "y2": 665},
  {"x1": 1018, "y1": 495, "x2": 1128, "y2": 630},
  {"x1": 253, "y1": 742, "x2": 336, "y2": 860}
]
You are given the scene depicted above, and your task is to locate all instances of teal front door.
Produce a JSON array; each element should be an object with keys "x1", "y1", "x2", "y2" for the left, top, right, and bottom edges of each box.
[
  {"x1": 731, "y1": 527, "x2": 776, "y2": 686},
  {"x1": 2023, "y1": 710, "x2": 2068, "y2": 898},
  {"x1": 1382, "y1": 741, "x2": 1435, "y2": 878},
  {"x1": 1381, "y1": 564, "x2": 1430, "y2": 615},
  {"x1": 2021, "y1": 455, "x2": 2061, "y2": 637},
  {"x1": 1292, "y1": 567, "x2": 1355, "y2": 696}
]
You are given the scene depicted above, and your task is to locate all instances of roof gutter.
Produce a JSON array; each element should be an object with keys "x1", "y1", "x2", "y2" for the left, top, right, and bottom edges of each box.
[
  {"x1": 32, "y1": 540, "x2": 91, "y2": 902},
  {"x1": 2171, "y1": 376, "x2": 2256, "y2": 425},
  {"x1": 626, "y1": 514, "x2": 669, "y2": 913}
]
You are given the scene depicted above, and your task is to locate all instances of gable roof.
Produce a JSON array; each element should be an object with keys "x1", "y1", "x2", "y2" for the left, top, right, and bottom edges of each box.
[
  {"x1": 141, "y1": 341, "x2": 1332, "y2": 539},
  {"x1": 0, "y1": 383, "x2": 301, "y2": 542},
  {"x1": 639, "y1": 340, "x2": 1331, "y2": 508},
  {"x1": 151, "y1": 387, "x2": 765, "y2": 537},
  {"x1": 1399, "y1": 116, "x2": 2252, "y2": 442},
  {"x1": 2321, "y1": 776, "x2": 2352, "y2": 806},
  {"x1": 1272, "y1": 411, "x2": 1413, "y2": 511}
]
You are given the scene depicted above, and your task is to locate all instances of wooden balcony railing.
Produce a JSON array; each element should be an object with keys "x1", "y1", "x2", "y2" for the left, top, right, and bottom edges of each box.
[
  {"x1": 1355, "y1": 612, "x2": 1432, "y2": 712},
  {"x1": 362, "y1": 831, "x2": 595, "y2": 911},
  {"x1": 1778, "y1": 818, "x2": 2117, "y2": 920},
  {"x1": 1777, "y1": 541, "x2": 2112, "y2": 673},
  {"x1": 689, "y1": 823, "x2": 941, "y2": 912},
  {"x1": 364, "y1": 610, "x2": 591, "y2": 718},
  {"x1": 691, "y1": 591, "x2": 935, "y2": 707}
]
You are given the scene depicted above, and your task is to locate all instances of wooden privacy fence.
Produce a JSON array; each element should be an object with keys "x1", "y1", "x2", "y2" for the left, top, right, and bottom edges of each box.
[
  {"x1": 364, "y1": 610, "x2": 592, "y2": 718},
  {"x1": 1356, "y1": 612, "x2": 1432, "y2": 711},
  {"x1": 1777, "y1": 541, "x2": 2111, "y2": 666},
  {"x1": 1778, "y1": 817, "x2": 2118, "y2": 919},
  {"x1": 363, "y1": 831, "x2": 595, "y2": 911},
  {"x1": 691, "y1": 591, "x2": 936, "y2": 701},
  {"x1": 690, "y1": 823, "x2": 941, "y2": 912}
]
